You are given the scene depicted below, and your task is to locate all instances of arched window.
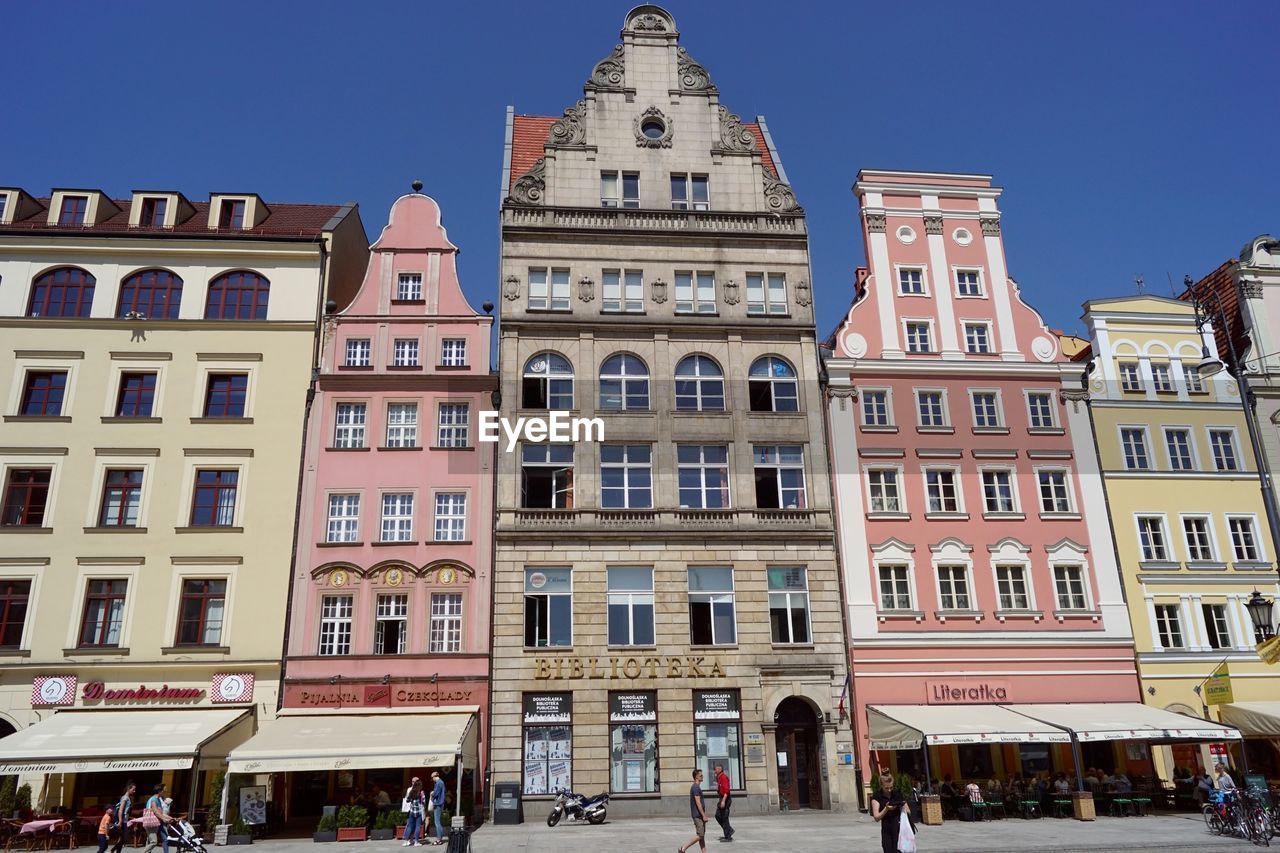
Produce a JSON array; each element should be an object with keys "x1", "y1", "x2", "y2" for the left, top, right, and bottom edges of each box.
[
  {"x1": 675, "y1": 355, "x2": 724, "y2": 411},
  {"x1": 205, "y1": 271, "x2": 270, "y2": 320},
  {"x1": 599, "y1": 354, "x2": 649, "y2": 411},
  {"x1": 27, "y1": 267, "x2": 95, "y2": 318},
  {"x1": 522, "y1": 353, "x2": 574, "y2": 410},
  {"x1": 117, "y1": 269, "x2": 183, "y2": 319},
  {"x1": 749, "y1": 356, "x2": 798, "y2": 412}
]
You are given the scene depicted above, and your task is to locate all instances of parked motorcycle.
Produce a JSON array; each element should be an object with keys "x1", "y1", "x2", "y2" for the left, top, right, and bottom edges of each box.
[{"x1": 546, "y1": 787, "x2": 609, "y2": 826}]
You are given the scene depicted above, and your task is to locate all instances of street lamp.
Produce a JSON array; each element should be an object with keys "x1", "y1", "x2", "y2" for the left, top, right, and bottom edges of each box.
[{"x1": 1246, "y1": 590, "x2": 1276, "y2": 642}]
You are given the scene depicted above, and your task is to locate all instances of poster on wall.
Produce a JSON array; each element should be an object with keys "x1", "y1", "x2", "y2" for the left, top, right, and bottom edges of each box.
[
  {"x1": 694, "y1": 690, "x2": 740, "y2": 721},
  {"x1": 548, "y1": 728, "x2": 571, "y2": 759},
  {"x1": 608, "y1": 692, "x2": 657, "y2": 722},
  {"x1": 239, "y1": 786, "x2": 267, "y2": 826},
  {"x1": 524, "y1": 761, "x2": 547, "y2": 795},
  {"x1": 523, "y1": 693, "x2": 571, "y2": 724},
  {"x1": 549, "y1": 759, "x2": 571, "y2": 791}
]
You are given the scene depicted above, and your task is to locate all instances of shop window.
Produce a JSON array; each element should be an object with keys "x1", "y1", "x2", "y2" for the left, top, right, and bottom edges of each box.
[
  {"x1": 607, "y1": 567, "x2": 654, "y2": 646},
  {"x1": 116, "y1": 372, "x2": 157, "y2": 417},
  {"x1": 374, "y1": 593, "x2": 408, "y2": 655},
  {"x1": 175, "y1": 579, "x2": 226, "y2": 646},
  {"x1": 79, "y1": 579, "x2": 127, "y2": 648},
  {"x1": 524, "y1": 568, "x2": 572, "y2": 647},
  {"x1": 521, "y1": 444, "x2": 574, "y2": 508},
  {"x1": 523, "y1": 694, "x2": 572, "y2": 795},
  {"x1": 609, "y1": 692, "x2": 658, "y2": 793},
  {"x1": 768, "y1": 567, "x2": 810, "y2": 644},
  {"x1": 694, "y1": 691, "x2": 742, "y2": 790},
  {"x1": 688, "y1": 567, "x2": 735, "y2": 646}
]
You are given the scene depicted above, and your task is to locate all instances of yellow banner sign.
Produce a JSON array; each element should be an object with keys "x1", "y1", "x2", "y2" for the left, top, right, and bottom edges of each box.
[
  {"x1": 1258, "y1": 635, "x2": 1280, "y2": 666},
  {"x1": 1204, "y1": 662, "x2": 1233, "y2": 706}
]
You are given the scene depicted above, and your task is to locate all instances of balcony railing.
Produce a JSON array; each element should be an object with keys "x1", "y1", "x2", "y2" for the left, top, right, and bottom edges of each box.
[
  {"x1": 502, "y1": 506, "x2": 828, "y2": 534},
  {"x1": 502, "y1": 205, "x2": 806, "y2": 236}
]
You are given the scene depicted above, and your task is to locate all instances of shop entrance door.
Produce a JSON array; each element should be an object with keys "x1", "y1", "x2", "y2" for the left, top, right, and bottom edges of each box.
[{"x1": 775, "y1": 697, "x2": 823, "y2": 810}]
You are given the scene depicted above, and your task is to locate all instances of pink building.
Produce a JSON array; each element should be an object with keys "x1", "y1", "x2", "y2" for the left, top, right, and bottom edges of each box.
[
  {"x1": 824, "y1": 171, "x2": 1141, "y2": 795},
  {"x1": 266, "y1": 187, "x2": 494, "y2": 822}
]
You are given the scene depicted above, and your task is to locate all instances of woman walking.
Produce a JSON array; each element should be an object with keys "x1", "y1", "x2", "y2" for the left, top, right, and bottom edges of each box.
[
  {"x1": 401, "y1": 777, "x2": 425, "y2": 847},
  {"x1": 141, "y1": 784, "x2": 173, "y2": 853},
  {"x1": 870, "y1": 771, "x2": 912, "y2": 853},
  {"x1": 109, "y1": 782, "x2": 136, "y2": 853}
]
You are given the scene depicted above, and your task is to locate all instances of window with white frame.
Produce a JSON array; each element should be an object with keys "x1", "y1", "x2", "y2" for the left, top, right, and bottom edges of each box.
[
  {"x1": 1119, "y1": 362, "x2": 1142, "y2": 392},
  {"x1": 898, "y1": 268, "x2": 925, "y2": 295},
  {"x1": 746, "y1": 272, "x2": 788, "y2": 315},
  {"x1": 380, "y1": 493, "x2": 414, "y2": 542},
  {"x1": 601, "y1": 171, "x2": 639, "y2": 208},
  {"x1": 441, "y1": 338, "x2": 467, "y2": 367},
  {"x1": 386, "y1": 402, "x2": 418, "y2": 448},
  {"x1": 1164, "y1": 428, "x2": 1194, "y2": 470},
  {"x1": 374, "y1": 593, "x2": 408, "y2": 655},
  {"x1": 524, "y1": 567, "x2": 572, "y2": 647},
  {"x1": 1150, "y1": 363, "x2": 1175, "y2": 393},
  {"x1": 937, "y1": 565, "x2": 972, "y2": 610},
  {"x1": 677, "y1": 445, "x2": 730, "y2": 509},
  {"x1": 392, "y1": 338, "x2": 419, "y2": 367},
  {"x1": 1121, "y1": 428, "x2": 1150, "y2": 470},
  {"x1": 397, "y1": 273, "x2": 423, "y2": 301},
  {"x1": 981, "y1": 469, "x2": 1016, "y2": 513},
  {"x1": 867, "y1": 468, "x2": 901, "y2": 513},
  {"x1": 599, "y1": 354, "x2": 650, "y2": 411},
  {"x1": 1038, "y1": 470, "x2": 1071, "y2": 513},
  {"x1": 861, "y1": 390, "x2": 891, "y2": 426},
  {"x1": 925, "y1": 468, "x2": 960, "y2": 513},
  {"x1": 326, "y1": 494, "x2": 360, "y2": 542},
  {"x1": 429, "y1": 592, "x2": 463, "y2": 653},
  {"x1": 1027, "y1": 392, "x2": 1056, "y2": 429},
  {"x1": 600, "y1": 445, "x2": 653, "y2": 509},
  {"x1": 437, "y1": 403, "x2": 469, "y2": 448},
  {"x1": 318, "y1": 595, "x2": 353, "y2": 655},
  {"x1": 1137, "y1": 516, "x2": 1170, "y2": 561},
  {"x1": 675, "y1": 271, "x2": 716, "y2": 313},
  {"x1": 521, "y1": 444, "x2": 574, "y2": 508},
  {"x1": 905, "y1": 322, "x2": 932, "y2": 353},
  {"x1": 995, "y1": 565, "x2": 1030, "y2": 610},
  {"x1": 877, "y1": 565, "x2": 912, "y2": 611},
  {"x1": 1154, "y1": 603, "x2": 1183, "y2": 648},
  {"x1": 434, "y1": 493, "x2": 467, "y2": 541},
  {"x1": 1182, "y1": 516, "x2": 1215, "y2": 561},
  {"x1": 671, "y1": 174, "x2": 709, "y2": 210},
  {"x1": 333, "y1": 403, "x2": 367, "y2": 448},
  {"x1": 1202, "y1": 603, "x2": 1232, "y2": 649},
  {"x1": 1228, "y1": 517, "x2": 1261, "y2": 562},
  {"x1": 688, "y1": 567, "x2": 735, "y2": 645},
  {"x1": 522, "y1": 353, "x2": 574, "y2": 409},
  {"x1": 748, "y1": 356, "x2": 798, "y2": 413},
  {"x1": 972, "y1": 392, "x2": 1001, "y2": 428},
  {"x1": 344, "y1": 339, "x2": 371, "y2": 367},
  {"x1": 528, "y1": 267, "x2": 570, "y2": 311},
  {"x1": 955, "y1": 269, "x2": 982, "y2": 296},
  {"x1": 767, "y1": 567, "x2": 810, "y2": 644},
  {"x1": 1053, "y1": 566, "x2": 1088, "y2": 610},
  {"x1": 916, "y1": 390, "x2": 946, "y2": 427},
  {"x1": 1182, "y1": 363, "x2": 1205, "y2": 393},
  {"x1": 602, "y1": 269, "x2": 644, "y2": 313},
  {"x1": 607, "y1": 567, "x2": 655, "y2": 646},
  {"x1": 1209, "y1": 430, "x2": 1239, "y2": 471},
  {"x1": 674, "y1": 356, "x2": 724, "y2": 411},
  {"x1": 964, "y1": 323, "x2": 992, "y2": 354},
  {"x1": 752, "y1": 445, "x2": 806, "y2": 509}
]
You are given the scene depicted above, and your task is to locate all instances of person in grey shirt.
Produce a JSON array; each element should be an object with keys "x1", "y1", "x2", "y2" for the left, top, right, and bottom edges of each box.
[
  {"x1": 1215, "y1": 764, "x2": 1237, "y2": 791},
  {"x1": 678, "y1": 769, "x2": 708, "y2": 853}
]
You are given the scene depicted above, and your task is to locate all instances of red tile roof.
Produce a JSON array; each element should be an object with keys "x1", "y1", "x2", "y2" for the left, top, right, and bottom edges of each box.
[
  {"x1": 0, "y1": 198, "x2": 344, "y2": 239},
  {"x1": 1182, "y1": 258, "x2": 1248, "y2": 362},
  {"x1": 508, "y1": 115, "x2": 778, "y2": 192}
]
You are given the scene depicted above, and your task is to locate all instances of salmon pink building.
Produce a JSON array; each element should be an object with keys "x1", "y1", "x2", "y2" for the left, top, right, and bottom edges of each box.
[{"x1": 230, "y1": 186, "x2": 494, "y2": 824}]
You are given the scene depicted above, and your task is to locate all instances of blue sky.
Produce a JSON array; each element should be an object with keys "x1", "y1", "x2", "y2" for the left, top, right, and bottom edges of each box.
[{"x1": 8, "y1": 1, "x2": 1278, "y2": 340}]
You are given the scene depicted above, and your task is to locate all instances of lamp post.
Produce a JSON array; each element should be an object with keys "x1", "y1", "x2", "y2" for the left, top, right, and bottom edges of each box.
[
  {"x1": 1186, "y1": 275, "x2": 1280, "y2": 584},
  {"x1": 1245, "y1": 590, "x2": 1276, "y2": 643}
]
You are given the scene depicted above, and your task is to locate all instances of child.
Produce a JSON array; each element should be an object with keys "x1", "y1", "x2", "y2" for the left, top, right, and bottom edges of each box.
[{"x1": 98, "y1": 806, "x2": 116, "y2": 853}]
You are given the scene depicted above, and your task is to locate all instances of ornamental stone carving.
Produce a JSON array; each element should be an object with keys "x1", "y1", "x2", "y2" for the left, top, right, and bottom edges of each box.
[
  {"x1": 627, "y1": 8, "x2": 671, "y2": 31},
  {"x1": 651, "y1": 277, "x2": 669, "y2": 304},
  {"x1": 1240, "y1": 279, "x2": 1264, "y2": 299},
  {"x1": 762, "y1": 166, "x2": 802, "y2": 214},
  {"x1": 507, "y1": 158, "x2": 546, "y2": 206},
  {"x1": 795, "y1": 279, "x2": 812, "y2": 307},
  {"x1": 548, "y1": 100, "x2": 589, "y2": 147},
  {"x1": 503, "y1": 275, "x2": 521, "y2": 301},
  {"x1": 1059, "y1": 387, "x2": 1090, "y2": 413},
  {"x1": 634, "y1": 106, "x2": 674, "y2": 148},
  {"x1": 588, "y1": 45, "x2": 625, "y2": 90},
  {"x1": 923, "y1": 214, "x2": 944, "y2": 235},
  {"x1": 722, "y1": 279, "x2": 740, "y2": 305},
  {"x1": 980, "y1": 216, "x2": 1001, "y2": 236},
  {"x1": 677, "y1": 47, "x2": 715, "y2": 92},
  {"x1": 577, "y1": 275, "x2": 595, "y2": 303},
  {"x1": 865, "y1": 212, "x2": 887, "y2": 233},
  {"x1": 717, "y1": 106, "x2": 755, "y2": 152}
]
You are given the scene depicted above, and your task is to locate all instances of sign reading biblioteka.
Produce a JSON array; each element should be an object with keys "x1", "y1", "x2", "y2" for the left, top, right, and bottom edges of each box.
[
  {"x1": 925, "y1": 680, "x2": 1011, "y2": 704},
  {"x1": 533, "y1": 656, "x2": 725, "y2": 680}
]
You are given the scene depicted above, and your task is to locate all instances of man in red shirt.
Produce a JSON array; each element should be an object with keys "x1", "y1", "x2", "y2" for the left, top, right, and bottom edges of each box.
[{"x1": 713, "y1": 764, "x2": 734, "y2": 842}]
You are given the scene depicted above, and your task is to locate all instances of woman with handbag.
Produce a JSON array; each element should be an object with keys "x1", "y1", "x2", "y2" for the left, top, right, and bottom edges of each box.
[
  {"x1": 140, "y1": 784, "x2": 173, "y2": 853},
  {"x1": 400, "y1": 778, "x2": 425, "y2": 847}
]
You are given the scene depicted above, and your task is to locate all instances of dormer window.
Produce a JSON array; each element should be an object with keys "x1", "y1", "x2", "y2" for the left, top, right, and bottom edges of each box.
[
  {"x1": 59, "y1": 196, "x2": 88, "y2": 226},
  {"x1": 0, "y1": 195, "x2": 7, "y2": 223},
  {"x1": 218, "y1": 199, "x2": 246, "y2": 229},
  {"x1": 140, "y1": 197, "x2": 168, "y2": 227}
]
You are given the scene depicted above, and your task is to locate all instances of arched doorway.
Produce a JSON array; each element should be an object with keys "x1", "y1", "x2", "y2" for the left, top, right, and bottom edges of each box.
[
  {"x1": 0, "y1": 720, "x2": 15, "y2": 739},
  {"x1": 774, "y1": 697, "x2": 823, "y2": 810}
]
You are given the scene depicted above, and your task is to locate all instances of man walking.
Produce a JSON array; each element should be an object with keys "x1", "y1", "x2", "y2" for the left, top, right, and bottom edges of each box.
[
  {"x1": 429, "y1": 771, "x2": 447, "y2": 846},
  {"x1": 713, "y1": 764, "x2": 734, "y2": 842},
  {"x1": 678, "y1": 769, "x2": 708, "y2": 853}
]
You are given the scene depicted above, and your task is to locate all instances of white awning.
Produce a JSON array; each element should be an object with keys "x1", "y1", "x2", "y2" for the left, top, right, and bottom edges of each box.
[
  {"x1": 0, "y1": 708, "x2": 252, "y2": 774},
  {"x1": 867, "y1": 705, "x2": 1071, "y2": 751},
  {"x1": 1006, "y1": 703, "x2": 1241, "y2": 742},
  {"x1": 226, "y1": 708, "x2": 479, "y2": 774},
  {"x1": 1218, "y1": 703, "x2": 1280, "y2": 738}
]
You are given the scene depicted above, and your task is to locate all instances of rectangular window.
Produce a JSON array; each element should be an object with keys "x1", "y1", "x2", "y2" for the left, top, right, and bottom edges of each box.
[
  {"x1": 995, "y1": 565, "x2": 1030, "y2": 610},
  {"x1": 688, "y1": 567, "x2": 736, "y2": 646},
  {"x1": 523, "y1": 699, "x2": 572, "y2": 796},
  {"x1": 964, "y1": 323, "x2": 992, "y2": 354},
  {"x1": 1121, "y1": 428, "x2": 1150, "y2": 470},
  {"x1": 1053, "y1": 566, "x2": 1088, "y2": 611},
  {"x1": 528, "y1": 267, "x2": 571, "y2": 311},
  {"x1": 972, "y1": 392, "x2": 1001, "y2": 428},
  {"x1": 956, "y1": 269, "x2": 982, "y2": 296},
  {"x1": 1203, "y1": 603, "x2": 1232, "y2": 650},
  {"x1": 1229, "y1": 517, "x2": 1260, "y2": 562},
  {"x1": 429, "y1": 592, "x2": 463, "y2": 653},
  {"x1": 59, "y1": 195, "x2": 87, "y2": 226},
  {"x1": 524, "y1": 568, "x2": 572, "y2": 647},
  {"x1": 609, "y1": 693, "x2": 658, "y2": 793},
  {"x1": 746, "y1": 273, "x2": 788, "y2": 315},
  {"x1": 333, "y1": 403, "x2": 367, "y2": 448},
  {"x1": 385, "y1": 403, "x2": 418, "y2": 448},
  {"x1": 380, "y1": 493, "x2": 414, "y2": 542},
  {"x1": 937, "y1": 565, "x2": 971, "y2": 610},
  {"x1": 878, "y1": 565, "x2": 912, "y2": 611},
  {"x1": 1164, "y1": 428, "x2": 1194, "y2": 470},
  {"x1": 1151, "y1": 363, "x2": 1175, "y2": 393},
  {"x1": 677, "y1": 445, "x2": 730, "y2": 509},
  {"x1": 344, "y1": 339, "x2": 371, "y2": 367},
  {"x1": 1027, "y1": 392, "x2": 1055, "y2": 429},
  {"x1": 140, "y1": 197, "x2": 167, "y2": 227},
  {"x1": 116, "y1": 372, "x2": 157, "y2": 418},
  {"x1": 218, "y1": 199, "x2": 245, "y2": 230},
  {"x1": 20, "y1": 371, "x2": 67, "y2": 416},
  {"x1": 99, "y1": 469, "x2": 143, "y2": 527},
  {"x1": 190, "y1": 469, "x2": 237, "y2": 526},
  {"x1": 600, "y1": 171, "x2": 639, "y2": 208},
  {"x1": 0, "y1": 580, "x2": 31, "y2": 649},
  {"x1": 374, "y1": 593, "x2": 408, "y2": 655},
  {"x1": 175, "y1": 579, "x2": 226, "y2": 646},
  {"x1": 1037, "y1": 470, "x2": 1071, "y2": 513},
  {"x1": 675, "y1": 271, "x2": 716, "y2": 313},
  {"x1": 521, "y1": 444, "x2": 574, "y2": 508},
  {"x1": 898, "y1": 268, "x2": 925, "y2": 295},
  {"x1": 437, "y1": 403, "x2": 470, "y2": 448},
  {"x1": 925, "y1": 468, "x2": 960, "y2": 513},
  {"x1": 753, "y1": 445, "x2": 807, "y2": 509},
  {"x1": 1209, "y1": 430, "x2": 1239, "y2": 471},
  {"x1": 1183, "y1": 363, "x2": 1205, "y2": 393},
  {"x1": 602, "y1": 269, "x2": 644, "y2": 313},
  {"x1": 867, "y1": 468, "x2": 901, "y2": 513},
  {"x1": 862, "y1": 390, "x2": 891, "y2": 426},
  {"x1": 1137, "y1": 516, "x2": 1169, "y2": 561},
  {"x1": 916, "y1": 391, "x2": 946, "y2": 427},
  {"x1": 1154, "y1": 603, "x2": 1183, "y2": 649},
  {"x1": 433, "y1": 493, "x2": 467, "y2": 541},
  {"x1": 441, "y1": 338, "x2": 467, "y2": 367},
  {"x1": 392, "y1": 338, "x2": 420, "y2": 367},
  {"x1": 671, "y1": 173, "x2": 709, "y2": 210},
  {"x1": 768, "y1": 567, "x2": 810, "y2": 644},
  {"x1": 694, "y1": 691, "x2": 742, "y2": 791},
  {"x1": 318, "y1": 595, "x2": 353, "y2": 655},
  {"x1": 396, "y1": 273, "x2": 423, "y2": 301},
  {"x1": 905, "y1": 322, "x2": 932, "y2": 353},
  {"x1": 326, "y1": 494, "x2": 360, "y2": 542},
  {"x1": 79, "y1": 579, "x2": 127, "y2": 647},
  {"x1": 981, "y1": 470, "x2": 1015, "y2": 513},
  {"x1": 1182, "y1": 516, "x2": 1215, "y2": 561},
  {"x1": 1119, "y1": 362, "x2": 1142, "y2": 392},
  {"x1": 601, "y1": 445, "x2": 653, "y2": 509},
  {"x1": 607, "y1": 567, "x2": 655, "y2": 646},
  {"x1": 203, "y1": 373, "x2": 248, "y2": 417}
]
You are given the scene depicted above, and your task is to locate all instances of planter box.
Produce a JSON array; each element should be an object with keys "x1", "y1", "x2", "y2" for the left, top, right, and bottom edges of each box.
[
  {"x1": 214, "y1": 826, "x2": 230, "y2": 847},
  {"x1": 1071, "y1": 791, "x2": 1095, "y2": 821},
  {"x1": 336, "y1": 828, "x2": 367, "y2": 842},
  {"x1": 919, "y1": 794, "x2": 943, "y2": 826},
  {"x1": 313, "y1": 832, "x2": 337, "y2": 843},
  {"x1": 370, "y1": 829, "x2": 394, "y2": 841},
  {"x1": 395, "y1": 826, "x2": 407, "y2": 839},
  {"x1": 226, "y1": 835, "x2": 253, "y2": 846}
]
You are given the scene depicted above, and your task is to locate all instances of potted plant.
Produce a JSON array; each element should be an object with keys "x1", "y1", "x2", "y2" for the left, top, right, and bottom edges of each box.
[
  {"x1": 388, "y1": 810, "x2": 407, "y2": 839},
  {"x1": 14, "y1": 784, "x2": 32, "y2": 820},
  {"x1": 370, "y1": 811, "x2": 394, "y2": 841},
  {"x1": 335, "y1": 805, "x2": 368, "y2": 842},
  {"x1": 313, "y1": 814, "x2": 338, "y2": 843},
  {"x1": 226, "y1": 817, "x2": 252, "y2": 846},
  {"x1": 0, "y1": 777, "x2": 16, "y2": 820}
]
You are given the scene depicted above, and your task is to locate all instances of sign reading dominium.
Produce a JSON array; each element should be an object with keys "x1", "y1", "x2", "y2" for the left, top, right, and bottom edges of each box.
[{"x1": 533, "y1": 656, "x2": 725, "y2": 680}]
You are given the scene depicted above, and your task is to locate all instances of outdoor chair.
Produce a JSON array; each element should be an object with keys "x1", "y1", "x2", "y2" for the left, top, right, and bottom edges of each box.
[
  {"x1": 1018, "y1": 798, "x2": 1041, "y2": 819},
  {"x1": 1052, "y1": 798, "x2": 1072, "y2": 818},
  {"x1": 1130, "y1": 794, "x2": 1152, "y2": 816},
  {"x1": 1109, "y1": 796, "x2": 1133, "y2": 817}
]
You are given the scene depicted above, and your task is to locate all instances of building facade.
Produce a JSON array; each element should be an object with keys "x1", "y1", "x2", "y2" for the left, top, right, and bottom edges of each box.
[
  {"x1": 489, "y1": 5, "x2": 853, "y2": 817},
  {"x1": 1081, "y1": 294, "x2": 1280, "y2": 778},
  {"x1": 0, "y1": 186, "x2": 367, "y2": 811},
  {"x1": 825, "y1": 171, "x2": 1142, "y2": 795}
]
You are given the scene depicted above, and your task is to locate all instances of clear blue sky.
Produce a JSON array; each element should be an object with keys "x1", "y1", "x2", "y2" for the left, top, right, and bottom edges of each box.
[{"x1": 9, "y1": 1, "x2": 1278, "y2": 340}]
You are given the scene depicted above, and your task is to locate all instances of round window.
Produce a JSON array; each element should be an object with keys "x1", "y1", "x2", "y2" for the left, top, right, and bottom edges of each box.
[{"x1": 641, "y1": 119, "x2": 666, "y2": 139}]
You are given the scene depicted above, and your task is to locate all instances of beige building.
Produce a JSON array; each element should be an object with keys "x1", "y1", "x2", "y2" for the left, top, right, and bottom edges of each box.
[
  {"x1": 0, "y1": 186, "x2": 367, "y2": 815},
  {"x1": 490, "y1": 6, "x2": 853, "y2": 818}
]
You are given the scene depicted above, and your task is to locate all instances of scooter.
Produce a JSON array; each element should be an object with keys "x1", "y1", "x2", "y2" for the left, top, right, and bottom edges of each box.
[{"x1": 546, "y1": 787, "x2": 609, "y2": 826}]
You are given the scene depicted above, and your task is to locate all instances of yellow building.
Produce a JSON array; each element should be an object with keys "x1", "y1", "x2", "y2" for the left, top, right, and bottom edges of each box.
[
  {"x1": 1082, "y1": 295, "x2": 1280, "y2": 779},
  {"x1": 0, "y1": 188, "x2": 367, "y2": 814}
]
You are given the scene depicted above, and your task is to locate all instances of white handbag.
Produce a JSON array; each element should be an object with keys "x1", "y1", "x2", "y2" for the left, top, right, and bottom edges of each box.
[{"x1": 897, "y1": 810, "x2": 917, "y2": 853}]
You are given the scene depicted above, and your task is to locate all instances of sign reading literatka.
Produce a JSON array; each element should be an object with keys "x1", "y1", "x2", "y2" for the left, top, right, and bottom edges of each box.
[{"x1": 925, "y1": 680, "x2": 1011, "y2": 704}]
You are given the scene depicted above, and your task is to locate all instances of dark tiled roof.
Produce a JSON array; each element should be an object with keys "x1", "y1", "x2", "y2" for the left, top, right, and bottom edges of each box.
[
  {"x1": 0, "y1": 198, "x2": 343, "y2": 239},
  {"x1": 1182, "y1": 259, "x2": 1249, "y2": 362}
]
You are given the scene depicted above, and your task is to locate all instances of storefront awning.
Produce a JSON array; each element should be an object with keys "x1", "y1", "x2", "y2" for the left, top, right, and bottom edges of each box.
[
  {"x1": 1218, "y1": 702, "x2": 1280, "y2": 738},
  {"x1": 867, "y1": 705, "x2": 1071, "y2": 751},
  {"x1": 226, "y1": 707, "x2": 479, "y2": 774},
  {"x1": 0, "y1": 708, "x2": 252, "y2": 774},
  {"x1": 1005, "y1": 703, "x2": 1241, "y2": 742}
]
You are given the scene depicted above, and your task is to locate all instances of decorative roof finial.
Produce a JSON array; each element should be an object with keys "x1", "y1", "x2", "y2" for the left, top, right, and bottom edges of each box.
[{"x1": 411, "y1": 180, "x2": 424, "y2": 193}]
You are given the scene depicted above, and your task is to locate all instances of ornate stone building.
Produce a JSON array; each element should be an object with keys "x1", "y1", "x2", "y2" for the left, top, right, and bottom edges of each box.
[{"x1": 490, "y1": 5, "x2": 852, "y2": 817}]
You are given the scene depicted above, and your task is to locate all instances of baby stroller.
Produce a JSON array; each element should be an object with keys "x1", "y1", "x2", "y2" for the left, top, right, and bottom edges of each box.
[{"x1": 164, "y1": 819, "x2": 208, "y2": 853}]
